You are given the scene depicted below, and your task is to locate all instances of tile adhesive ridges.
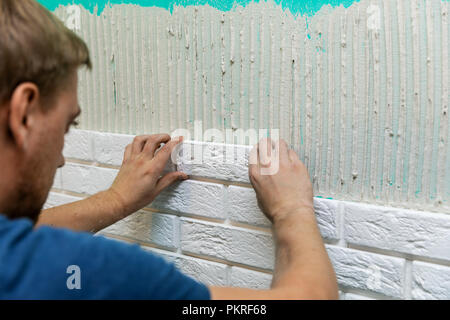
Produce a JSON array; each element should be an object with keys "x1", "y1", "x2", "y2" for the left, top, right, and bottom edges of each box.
[{"x1": 47, "y1": 0, "x2": 449, "y2": 211}]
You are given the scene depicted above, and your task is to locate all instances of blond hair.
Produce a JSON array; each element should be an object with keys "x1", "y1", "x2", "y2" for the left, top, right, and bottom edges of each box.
[{"x1": 0, "y1": 0, "x2": 91, "y2": 104}]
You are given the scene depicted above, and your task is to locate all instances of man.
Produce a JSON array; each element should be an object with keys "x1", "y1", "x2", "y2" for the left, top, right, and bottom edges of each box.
[{"x1": 0, "y1": 0, "x2": 338, "y2": 299}]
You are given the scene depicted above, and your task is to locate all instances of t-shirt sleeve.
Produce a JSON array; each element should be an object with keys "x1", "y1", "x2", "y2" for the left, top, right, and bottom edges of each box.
[{"x1": 0, "y1": 221, "x2": 211, "y2": 300}]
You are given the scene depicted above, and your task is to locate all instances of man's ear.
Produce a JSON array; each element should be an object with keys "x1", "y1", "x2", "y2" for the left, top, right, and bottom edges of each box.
[{"x1": 8, "y1": 82, "x2": 41, "y2": 150}]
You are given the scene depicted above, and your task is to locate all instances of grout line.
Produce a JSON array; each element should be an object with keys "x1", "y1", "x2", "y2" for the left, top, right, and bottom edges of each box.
[
  {"x1": 48, "y1": 189, "x2": 273, "y2": 233},
  {"x1": 65, "y1": 158, "x2": 113, "y2": 169},
  {"x1": 142, "y1": 207, "x2": 228, "y2": 225},
  {"x1": 98, "y1": 232, "x2": 178, "y2": 253},
  {"x1": 228, "y1": 220, "x2": 272, "y2": 232},
  {"x1": 100, "y1": 232, "x2": 274, "y2": 275},
  {"x1": 403, "y1": 259, "x2": 413, "y2": 300},
  {"x1": 347, "y1": 243, "x2": 450, "y2": 268},
  {"x1": 63, "y1": 155, "x2": 450, "y2": 214},
  {"x1": 323, "y1": 238, "x2": 341, "y2": 246},
  {"x1": 180, "y1": 251, "x2": 274, "y2": 275},
  {"x1": 49, "y1": 188, "x2": 89, "y2": 199},
  {"x1": 48, "y1": 190, "x2": 450, "y2": 268},
  {"x1": 185, "y1": 175, "x2": 252, "y2": 188},
  {"x1": 175, "y1": 215, "x2": 182, "y2": 254},
  {"x1": 222, "y1": 183, "x2": 231, "y2": 226},
  {"x1": 337, "y1": 201, "x2": 347, "y2": 247}
]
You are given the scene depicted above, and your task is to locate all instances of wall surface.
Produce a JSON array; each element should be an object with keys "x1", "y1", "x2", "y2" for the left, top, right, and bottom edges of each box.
[
  {"x1": 44, "y1": 0, "x2": 450, "y2": 211},
  {"x1": 44, "y1": 129, "x2": 450, "y2": 299},
  {"x1": 38, "y1": 0, "x2": 450, "y2": 299}
]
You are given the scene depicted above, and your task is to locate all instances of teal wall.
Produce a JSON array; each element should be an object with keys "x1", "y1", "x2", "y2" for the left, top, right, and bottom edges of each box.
[{"x1": 38, "y1": 0, "x2": 361, "y2": 15}]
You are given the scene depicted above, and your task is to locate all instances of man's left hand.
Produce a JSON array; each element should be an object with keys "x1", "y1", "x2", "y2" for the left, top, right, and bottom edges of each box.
[{"x1": 107, "y1": 134, "x2": 187, "y2": 218}]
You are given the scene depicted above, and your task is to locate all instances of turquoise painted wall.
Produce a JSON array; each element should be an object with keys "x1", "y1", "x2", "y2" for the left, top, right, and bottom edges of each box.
[{"x1": 38, "y1": 0, "x2": 361, "y2": 15}]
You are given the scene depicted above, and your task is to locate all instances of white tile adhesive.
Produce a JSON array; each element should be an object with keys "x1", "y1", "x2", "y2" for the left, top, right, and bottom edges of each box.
[{"x1": 52, "y1": 0, "x2": 450, "y2": 211}]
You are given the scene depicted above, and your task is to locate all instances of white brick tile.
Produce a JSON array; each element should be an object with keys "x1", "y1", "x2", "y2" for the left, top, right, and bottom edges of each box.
[
  {"x1": 67, "y1": 130, "x2": 176, "y2": 173},
  {"x1": 314, "y1": 198, "x2": 340, "y2": 241},
  {"x1": 326, "y1": 246, "x2": 405, "y2": 298},
  {"x1": 176, "y1": 141, "x2": 251, "y2": 183},
  {"x1": 92, "y1": 131, "x2": 133, "y2": 166},
  {"x1": 43, "y1": 192, "x2": 83, "y2": 209},
  {"x1": 344, "y1": 201, "x2": 450, "y2": 262},
  {"x1": 180, "y1": 218, "x2": 275, "y2": 270},
  {"x1": 229, "y1": 267, "x2": 273, "y2": 289},
  {"x1": 60, "y1": 162, "x2": 117, "y2": 195},
  {"x1": 100, "y1": 211, "x2": 179, "y2": 249},
  {"x1": 412, "y1": 261, "x2": 450, "y2": 300},
  {"x1": 226, "y1": 187, "x2": 340, "y2": 241},
  {"x1": 173, "y1": 256, "x2": 228, "y2": 286},
  {"x1": 63, "y1": 129, "x2": 94, "y2": 161},
  {"x1": 227, "y1": 186, "x2": 271, "y2": 227},
  {"x1": 143, "y1": 248, "x2": 227, "y2": 286},
  {"x1": 151, "y1": 180, "x2": 227, "y2": 220}
]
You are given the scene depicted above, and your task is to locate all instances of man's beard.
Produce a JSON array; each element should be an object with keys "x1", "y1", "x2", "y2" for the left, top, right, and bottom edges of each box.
[
  {"x1": 8, "y1": 184, "x2": 46, "y2": 224},
  {"x1": 5, "y1": 160, "x2": 52, "y2": 224}
]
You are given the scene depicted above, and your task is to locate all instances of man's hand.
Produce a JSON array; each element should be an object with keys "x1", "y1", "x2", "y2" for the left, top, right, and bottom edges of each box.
[
  {"x1": 107, "y1": 134, "x2": 188, "y2": 217},
  {"x1": 37, "y1": 134, "x2": 187, "y2": 233},
  {"x1": 248, "y1": 138, "x2": 314, "y2": 224},
  {"x1": 210, "y1": 138, "x2": 338, "y2": 300}
]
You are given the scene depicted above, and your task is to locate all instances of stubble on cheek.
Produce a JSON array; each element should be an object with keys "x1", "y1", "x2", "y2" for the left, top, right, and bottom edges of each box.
[{"x1": 11, "y1": 142, "x2": 56, "y2": 223}]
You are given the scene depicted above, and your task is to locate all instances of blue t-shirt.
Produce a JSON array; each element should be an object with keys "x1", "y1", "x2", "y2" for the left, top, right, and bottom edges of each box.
[{"x1": 0, "y1": 214, "x2": 210, "y2": 299}]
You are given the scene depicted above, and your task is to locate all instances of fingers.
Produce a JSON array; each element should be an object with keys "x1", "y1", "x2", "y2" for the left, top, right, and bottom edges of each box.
[
  {"x1": 154, "y1": 171, "x2": 188, "y2": 194},
  {"x1": 122, "y1": 144, "x2": 132, "y2": 164},
  {"x1": 258, "y1": 138, "x2": 273, "y2": 167},
  {"x1": 249, "y1": 144, "x2": 258, "y2": 165},
  {"x1": 248, "y1": 144, "x2": 259, "y2": 179},
  {"x1": 288, "y1": 149, "x2": 299, "y2": 163},
  {"x1": 256, "y1": 138, "x2": 290, "y2": 166},
  {"x1": 130, "y1": 135, "x2": 153, "y2": 155},
  {"x1": 142, "y1": 134, "x2": 171, "y2": 157},
  {"x1": 126, "y1": 134, "x2": 172, "y2": 162},
  {"x1": 277, "y1": 139, "x2": 290, "y2": 165},
  {"x1": 152, "y1": 136, "x2": 184, "y2": 172},
  {"x1": 250, "y1": 138, "x2": 290, "y2": 180}
]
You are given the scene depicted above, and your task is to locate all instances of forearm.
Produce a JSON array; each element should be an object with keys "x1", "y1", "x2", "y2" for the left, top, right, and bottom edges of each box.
[
  {"x1": 36, "y1": 189, "x2": 127, "y2": 233},
  {"x1": 270, "y1": 208, "x2": 338, "y2": 299},
  {"x1": 209, "y1": 208, "x2": 339, "y2": 300}
]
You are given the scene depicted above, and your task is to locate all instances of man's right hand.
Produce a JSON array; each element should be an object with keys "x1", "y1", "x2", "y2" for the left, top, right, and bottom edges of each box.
[
  {"x1": 248, "y1": 138, "x2": 314, "y2": 225},
  {"x1": 209, "y1": 138, "x2": 338, "y2": 300}
]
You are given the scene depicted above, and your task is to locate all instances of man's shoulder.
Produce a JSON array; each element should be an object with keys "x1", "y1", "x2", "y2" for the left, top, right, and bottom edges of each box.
[
  {"x1": 0, "y1": 214, "x2": 147, "y2": 298},
  {"x1": 0, "y1": 214, "x2": 210, "y2": 299},
  {"x1": 0, "y1": 213, "x2": 133, "y2": 257}
]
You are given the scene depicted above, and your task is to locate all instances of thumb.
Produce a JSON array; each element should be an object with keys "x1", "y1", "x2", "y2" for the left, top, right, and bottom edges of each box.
[{"x1": 155, "y1": 171, "x2": 188, "y2": 194}]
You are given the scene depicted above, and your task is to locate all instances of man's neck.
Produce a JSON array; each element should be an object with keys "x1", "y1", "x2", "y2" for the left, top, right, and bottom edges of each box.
[{"x1": 0, "y1": 143, "x2": 21, "y2": 218}]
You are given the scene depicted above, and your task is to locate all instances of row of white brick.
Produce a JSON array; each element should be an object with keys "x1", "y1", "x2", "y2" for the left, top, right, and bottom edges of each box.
[
  {"x1": 63, "y1": 129, "x2": 251, "y2": 182},
  {"x1": 52, "y1": 129, "x2": 450, "y2": 299},
  {"x1": 53, "y1": 159, "x2": 450, "y2": 264},
  {"x1": 45, "y1": 190, "x2": 450, "y2": 299},
  {"x1": 53, "y1": 162, "x2": 340, "y2": 239}
]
